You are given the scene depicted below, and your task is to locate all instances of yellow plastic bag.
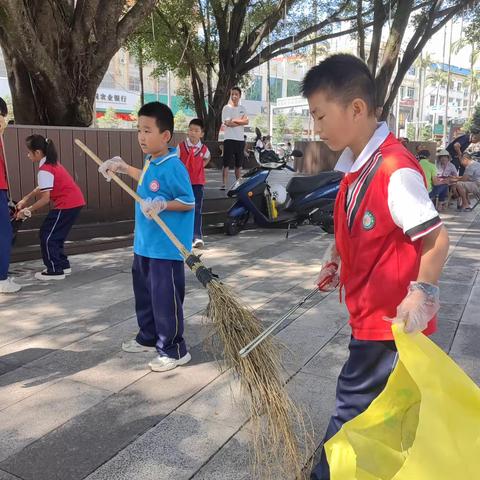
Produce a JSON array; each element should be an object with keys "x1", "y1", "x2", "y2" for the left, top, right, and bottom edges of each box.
[{"x1": 325, "y1": 324, "x2": 480, "y2": 479}]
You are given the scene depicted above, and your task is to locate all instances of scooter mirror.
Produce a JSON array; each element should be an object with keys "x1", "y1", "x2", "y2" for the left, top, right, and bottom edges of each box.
[{"x1": 291, "y1": 149, "x2": 303, "y2": 157}]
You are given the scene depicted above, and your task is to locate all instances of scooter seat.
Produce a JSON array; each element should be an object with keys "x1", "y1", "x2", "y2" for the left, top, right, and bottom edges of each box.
[{"x1": 286, "y1": 171, "x2": 343, "y2": 195}]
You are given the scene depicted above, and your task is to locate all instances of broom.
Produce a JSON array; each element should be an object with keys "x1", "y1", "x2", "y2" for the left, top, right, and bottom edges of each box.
[{"x1": 74, "y1": 139, "x2": 311, "y2": 479}]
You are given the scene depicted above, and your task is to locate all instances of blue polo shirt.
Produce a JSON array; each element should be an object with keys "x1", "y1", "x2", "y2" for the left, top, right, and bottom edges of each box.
[{"x1": 134, "y1": 148, "x2": 195, "y2": 261}]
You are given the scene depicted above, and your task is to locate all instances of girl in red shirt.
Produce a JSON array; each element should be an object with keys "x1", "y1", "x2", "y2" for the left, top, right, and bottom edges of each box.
[{"x1": 16, "y1": 135, "x2": 85, "y2": 281}]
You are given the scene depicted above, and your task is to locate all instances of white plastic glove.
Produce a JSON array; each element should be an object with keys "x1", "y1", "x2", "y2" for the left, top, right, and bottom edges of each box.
[
  {"x1": 385, "y1": 282, "x2": 440, "y2": 334},
  {"x1": 140, "y1": 196, "x2": 167, "y2": 219},
  {"x1": 315, "y1": 242, "x2": 341, "y2": 291},
  {"x1": 98, "y1": 156, "x2": 129, "y2": 182}
]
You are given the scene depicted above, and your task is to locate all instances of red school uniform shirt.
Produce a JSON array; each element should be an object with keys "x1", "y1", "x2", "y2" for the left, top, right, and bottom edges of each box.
[
  {"x1": 333, "y1": 123, "x2": 442, "y2": 341},
  {"x1": 178, "y1": 139, "x2": 210, "y2": 185},
  {"x1": 38, "y1": 158, "x2": 86, "y2": 210},
  {"x1": 0, "y1": 137, "x2": 8, "y2": 190}
]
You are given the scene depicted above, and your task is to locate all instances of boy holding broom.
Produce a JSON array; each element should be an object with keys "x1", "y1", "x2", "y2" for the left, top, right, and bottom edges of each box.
[
  {"x1": 301, "y1": 55, "x2": 450, "y2": 479},
  {"x1": 99, "y1": 102, "x2": 195, "y2": 372}
]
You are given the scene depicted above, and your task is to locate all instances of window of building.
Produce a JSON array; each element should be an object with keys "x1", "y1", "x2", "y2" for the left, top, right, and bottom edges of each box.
[
  {"x1": 407, "y1": 87, "x2": 415, "y2": 98},
  {"x1": 128, "y1": 76, "x2": 140, "y2": 92},
  {"x1": 439, "y1": 96, "x2": 445, "y2": 105},
  {"x1": 245, "y1": 75, "x2": 262, "y2": 101},
  {"x1": 269, "y1": 77, "x2": 283, "y2": 102},
  {"x1": 464, "y1": 99, "x2": 468, "y2": 107},
  {"x1": 430, "y1": 95, "x2": 436, "y2": 106},
  {"x1": 400, "y1": 86, "x2": 406, "y2": 98},
  {"x1": 286, "y1": 79, "x2": 301, "y2": 97}
]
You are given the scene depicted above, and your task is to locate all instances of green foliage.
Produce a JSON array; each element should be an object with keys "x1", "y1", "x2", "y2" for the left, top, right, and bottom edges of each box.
[
  {"x1": 253, "y1": 113, "x2": 268, "y2": 133},
  {"x1": 406, "y1": 123, "x2": 415, "y2": 140},
  {"x1": 420, "y1": 124, "x2": 433, "y2": 141},
  {"x1": 97, "y1": 107, "x2": 120, "y2": 128},
  {"x1": 174, "y1": 110, "x2": 188, "y2": 132},
  {"x1": 289, "y1": 116, "x2": 304, "y2": 140},
  {"x1": 273, "y1": 113, "x2": 287, "y2": 143},
  {"x1": 465, "y1": 103, "x2": 480, "y2": 132}
]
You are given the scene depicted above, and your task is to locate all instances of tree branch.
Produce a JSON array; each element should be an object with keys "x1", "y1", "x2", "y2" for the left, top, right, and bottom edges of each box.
[{"x1": 357, "y1": 0, "x2": 365, "y2": 60}]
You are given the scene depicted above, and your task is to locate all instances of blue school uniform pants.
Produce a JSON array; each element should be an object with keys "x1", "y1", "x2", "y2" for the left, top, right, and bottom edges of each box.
[
  {"x1": 39, "y1": 207, "x2": 82, "y2": 274},
  {"x1": 132, "y1": 254, "x2": 188, "y2": 359},
  {"x1": 192, "y1": 185, "x2": 204, "y2": 241},
  {"x1": 311, "y1": 337, "x2": 398, "y2": 480},
  {"x1": 0, "y1": 190, "x2": 12, "y2": 280}
]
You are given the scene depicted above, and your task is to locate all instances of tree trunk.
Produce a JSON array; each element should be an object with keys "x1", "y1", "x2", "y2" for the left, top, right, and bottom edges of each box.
[
  {"x1": 139, "y1": 48, "x2": 145, "y2": 107},
  {"x1": 0, "y1": 0, "x2": 156, "y2": 126}
]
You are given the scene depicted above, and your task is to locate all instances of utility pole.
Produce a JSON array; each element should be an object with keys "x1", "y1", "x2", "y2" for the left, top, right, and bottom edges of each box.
[{"x1": 444, "y1": 20, "x2": 453, "y2": 145}]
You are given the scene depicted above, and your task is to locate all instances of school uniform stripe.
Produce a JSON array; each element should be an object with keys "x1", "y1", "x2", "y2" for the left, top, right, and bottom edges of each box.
[
  {"x1": 346, "y1": 152, "x2": 379, "y2": 218},
  {"x1": 174, "y1": 198, "x2": 196, "y2": 205},
  {"x1": 407, "y1": 216, "x2": 442, "y2": 241},
  {"x1": 347, "y1": 152, "x2": 383, "y2": 229},
  {"x1": 45, "y1": 210, "x2": 62, "y2": 272}
]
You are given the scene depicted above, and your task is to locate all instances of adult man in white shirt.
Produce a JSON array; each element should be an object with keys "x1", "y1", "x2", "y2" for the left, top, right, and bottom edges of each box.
[{"x1": 221, "y1": 86, "x2": 249, "y2": 190}]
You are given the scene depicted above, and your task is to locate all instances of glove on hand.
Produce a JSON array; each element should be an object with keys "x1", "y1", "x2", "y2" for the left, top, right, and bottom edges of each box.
[
  {"x1": 98, "y1": 156, "x2": 129, "y2": 181},
  {"x1": 385, "y1": 281, "x2": 440, "y2": 334},
  {"x1": 140, "y1": 196, "x2": 167, "y2": 219},
  {"x1": 315, "y1": 242, "x2": 341, "y2": 291}
]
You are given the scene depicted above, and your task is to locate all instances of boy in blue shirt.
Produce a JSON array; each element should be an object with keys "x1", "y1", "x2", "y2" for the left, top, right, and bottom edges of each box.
[{"x1": 99, "y1": 102, "x2": 195, "y2": 372}]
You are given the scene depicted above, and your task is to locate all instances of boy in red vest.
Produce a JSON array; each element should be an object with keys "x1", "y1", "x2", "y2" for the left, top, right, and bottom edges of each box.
[
  {"x1": 177, "y1": 119, "x2": 211, "y2": 248},
  {"x1": 302, "y1": 55, "x2": 450, "y2": 480}
]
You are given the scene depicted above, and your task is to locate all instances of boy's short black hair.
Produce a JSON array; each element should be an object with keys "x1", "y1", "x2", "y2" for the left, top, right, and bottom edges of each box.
[
  {"x1": 189, "y1": 118, "x2": 204, "y2": 130},
  {"x1": 301, "y1": 54, "x2": 376, "y2": 114},
  {"x1": 231, "y1": 86, "x2": 242, "y2": 96},
  {"x1": 0, "y1": 97, "x2": 8, "y2": 117},
  {"x1": 138, "y1": 102, "x2": 174, "y2": 138}
]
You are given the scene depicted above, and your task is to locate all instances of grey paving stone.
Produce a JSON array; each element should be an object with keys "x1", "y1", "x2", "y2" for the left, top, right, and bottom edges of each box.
[
  {"x1": 438, "y1": 302, "x2": 466, "y2": 321},
  {"x1": 438, "y1": 281, "x2": 472, "y2": 305},
  {"x1": 458, "y1": 284, "x2": 480, "y2": 326},
  {"x1": 84, "y1": 413, "x2": 237, "y2": 480},
  {"x1": 449, "y1": 352, "x2": 480, "y2": 386},
  {"x1": 0, "y1": 379, "x2": 110, "y2": 462},
  {"x1": 0, "y1": 361, "x2": 220, "y2": 480},
  {"x1": 192, "y1": 372, "x2": 337, "y2": 480},
  {"x1": 429, "y1": 319, "x2": 458, "y2": 353},
  {"x1": 301, "y1": 333, "x2": 351, "y2": 379},
  {"x1": 0, "y1": 469, "x2": 21, "y2": 479},
  {"x1": 440, "y1": 266, "x2": 477, "y2": 285},
  {"x1": 277, "y1": 297, "x2": 348, "y2": 376},
  {"x1": 0, "y1": 366, "x2": 62, "y2": 412},
  {"x1": 450, "y1": 323, "x2": 480, "y2": 360},
  {"x1": 177, "y1": 371, "x2": 246, "y2": 429}
]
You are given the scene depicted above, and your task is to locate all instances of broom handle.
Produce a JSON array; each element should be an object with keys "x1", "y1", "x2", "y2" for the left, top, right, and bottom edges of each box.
[
  {"x1": 239, "y1": 287, "x2": 319, "y2": 357},
  {"x1": 74, "y1": 139, "x2": 190, "y2": 260}
]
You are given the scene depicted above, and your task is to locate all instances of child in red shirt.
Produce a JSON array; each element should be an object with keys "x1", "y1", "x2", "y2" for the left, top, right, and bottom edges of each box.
[
  {"x1": 177, "y1": 119, "x2": 211, "y2": 248},
  {"x1": 16, "y1": 135, "x2": 85, "y2": 281},
  {"x1": 302, "y1": 55, "x2": 450, "y2": 480}
]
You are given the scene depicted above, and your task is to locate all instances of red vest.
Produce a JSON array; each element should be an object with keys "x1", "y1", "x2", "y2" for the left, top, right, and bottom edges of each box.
[
  {"x1": 39, "y1": 163, "x2": 86, "y2": 210},
  {"x1": 0, "y1": 137, "x2": 8, "y2": 190},
  {"x1": 178, "y1": 141, "x2": 208, "y2": 185},
  {"x1": 334, "y1": 133, "x2": 437, "y2": 341}
]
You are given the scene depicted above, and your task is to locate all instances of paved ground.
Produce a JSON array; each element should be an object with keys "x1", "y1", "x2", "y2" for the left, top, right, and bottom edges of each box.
[{"x1": 0, "y1": 209, "x2": 479, "y2": 479}]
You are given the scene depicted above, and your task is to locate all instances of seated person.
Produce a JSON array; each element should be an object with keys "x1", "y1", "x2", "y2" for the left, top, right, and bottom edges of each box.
[
  {"x1": 451, "y1": 152, "x2": 480, "y2": 211},
  {"x1": 434, "y1": 149, "x2": 458, "y2": 209},
  {"x1": 418, "y1": 150, "x2": 448, "y2": 209}
]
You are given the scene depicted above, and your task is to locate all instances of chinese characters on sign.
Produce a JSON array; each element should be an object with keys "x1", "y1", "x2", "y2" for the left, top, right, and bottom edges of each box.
[{"x1": 96, "y1": 93, "x2": 127, "y2": 103}]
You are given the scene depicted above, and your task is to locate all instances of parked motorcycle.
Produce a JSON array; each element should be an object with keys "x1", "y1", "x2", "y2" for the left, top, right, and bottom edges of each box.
[{"x1": 224, "y1": 147, "x2": 342, "y2": 235}]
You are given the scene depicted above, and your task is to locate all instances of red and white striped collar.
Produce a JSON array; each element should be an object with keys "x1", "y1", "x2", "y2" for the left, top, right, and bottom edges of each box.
[{"x1": 335, "y1": 122, "x2": 390, "y2": 174}]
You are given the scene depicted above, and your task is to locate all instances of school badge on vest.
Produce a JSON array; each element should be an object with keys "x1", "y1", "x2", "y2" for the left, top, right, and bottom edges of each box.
[
  {"x1": 149, "y1": 180, "x2": 160, "y2": 192},
  {"x1": 362, "y1": 211, "x2": 375, "y2": 230}
]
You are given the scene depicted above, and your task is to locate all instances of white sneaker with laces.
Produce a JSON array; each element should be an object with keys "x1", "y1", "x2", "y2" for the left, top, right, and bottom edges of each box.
[
  {"x1": 149, "y1": 352, "x2": 191, "y2": 372},
  {"x1": 192, "y1": 238, "x2": 204, "y2": 249},
  {"x1": 0, "y1": 278, "x2": 22, "y2": 293},
  {"x1": 35, "y1": 271, "x2": 65, "y2": 281},
  {"x1": 122, "y1": 339, "x2": 156, "y2": 353}
]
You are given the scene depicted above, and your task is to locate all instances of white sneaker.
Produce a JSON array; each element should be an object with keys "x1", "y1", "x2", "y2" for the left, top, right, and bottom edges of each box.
[
  {"x1": 122, "y1": 339, "x2": 156, "y2": 353},
  {"x1": 63, "y1": 268, "x2": 72, "y2": 275},
  {"x1": 0, "y1": 278, "x2": 22, "y2": 293},
  {"x1": 35, "y1": 271, "x2": 65, "y2": 281},
  {"x1": 192, "y1": 238, "x2": 204, "y2": 249},
  {"x1": 149, "y1": 352, "x2": 191, "y2": 372}
]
